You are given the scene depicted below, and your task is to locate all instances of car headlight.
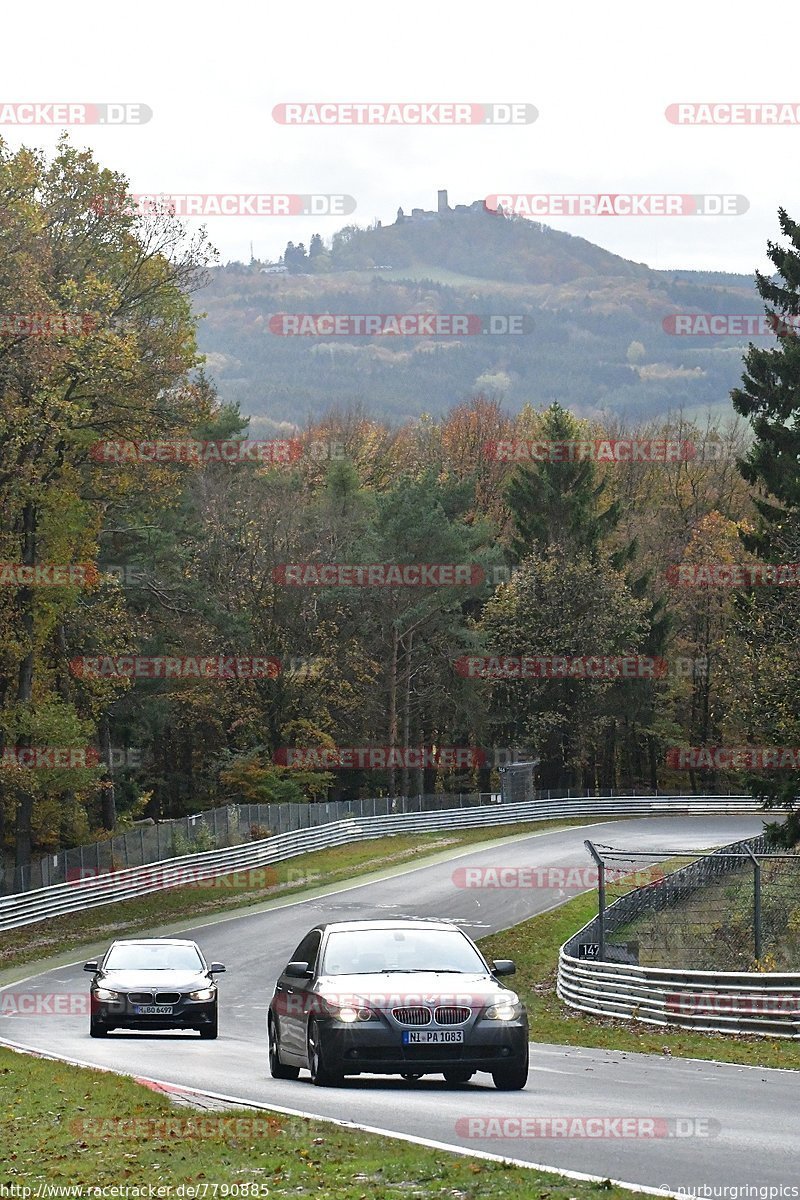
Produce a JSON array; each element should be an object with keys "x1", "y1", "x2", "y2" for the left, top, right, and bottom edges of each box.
[
  {"x1": 483, "y1": 993, "x2": 522, "y2": 1021},
  {"x1": 188, "y1": 988, "x2": 216, "y2": 1001},
  {"x1": 94, "y1": 988, "x2": 119, "y2": 1002},
  {"x1": 321, "y1": 999, "x2": 378, "y2": 1023}
]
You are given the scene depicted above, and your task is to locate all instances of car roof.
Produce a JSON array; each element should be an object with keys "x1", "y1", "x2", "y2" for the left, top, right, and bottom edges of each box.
[
  {"x1": 108, "y1": 938, "x2": 199, "y2": 947},
  {"x1": 314, "y1": 919, "x2": 464, "y2": 935}
]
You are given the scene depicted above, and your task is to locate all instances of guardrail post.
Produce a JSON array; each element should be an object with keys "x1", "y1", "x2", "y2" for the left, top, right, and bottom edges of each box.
[
  {"x1": 745, "y1": 846, "x2": 762, "y2": 960},
  {"x1": 584, "y1": 840, "x2": 605, "y2": 960}
]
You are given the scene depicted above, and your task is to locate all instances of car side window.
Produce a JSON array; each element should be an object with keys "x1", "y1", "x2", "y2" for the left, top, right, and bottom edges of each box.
[{"x1": 288, "y1": 931, "x2": 321, "y2": 973}]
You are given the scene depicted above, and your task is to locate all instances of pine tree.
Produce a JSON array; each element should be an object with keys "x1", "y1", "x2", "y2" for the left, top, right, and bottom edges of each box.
[
  {"x1": 732, "y1": 207, "x2": 800, "y2": 551},
  {"x1": 731, "y1": 208, "x2": 800, "y2": 842},
  {"x1": 505, "y1": 403, "x2": 621, "y2": 562}
]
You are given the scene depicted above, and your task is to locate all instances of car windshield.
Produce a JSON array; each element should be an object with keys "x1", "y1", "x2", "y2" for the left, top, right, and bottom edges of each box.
[
  {"x1": 104, "y1": 944, "x2": 204, "y2": 972},
  {"x1": 320, "y1": 928, "x2": 486, "y2": 975}
]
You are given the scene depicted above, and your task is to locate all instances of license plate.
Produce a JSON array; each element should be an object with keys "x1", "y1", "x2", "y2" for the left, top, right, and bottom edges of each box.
[
  {"x1": 134, "y1": 1005, "x2": 173, "y2": 1015},
  {"x1": 403, "y1": 1030, "x2": 464, "y2": 1044}
]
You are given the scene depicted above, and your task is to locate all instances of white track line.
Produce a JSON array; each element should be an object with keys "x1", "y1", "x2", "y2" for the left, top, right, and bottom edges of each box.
[{"x1": 0, "y1": 1035, "x2": 695, "y2": 1200}]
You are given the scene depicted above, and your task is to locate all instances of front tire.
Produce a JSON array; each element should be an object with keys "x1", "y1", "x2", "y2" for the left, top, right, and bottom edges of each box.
[
  {"x1": 307, "y1": 1018, "x2": 343, "y2": 1087},
  {"x1": 443, "y1": 1068, "x2": 474, "y2": 1085},
  {"x1": 491, "y1": 1050, "x2": 528, "y2": 1091},
  {"x1": 89, "y1": 1015, "x2": 108, "y2": 1038},
  {"x1": 199, "y1": 1007, "x2": 218, "y2": 1040},
  {"x1": 269, "y1": 1016, "x2": 300, "y2": 1079}
]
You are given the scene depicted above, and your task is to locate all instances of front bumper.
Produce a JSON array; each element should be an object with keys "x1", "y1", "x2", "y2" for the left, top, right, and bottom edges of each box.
[
  {"x1": 319, "y1": 1018, "x2": 529, "y2": 1074},
  {"x1": 91, "y1": 995, "x2": 216, "y2": 1029}
]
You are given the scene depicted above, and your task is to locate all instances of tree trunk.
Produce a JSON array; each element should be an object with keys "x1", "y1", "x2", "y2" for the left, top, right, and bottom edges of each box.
[
  {"x1": 401, "y1": 631, "x2": 413, "y2": 797},
  {"x1": 388, "y1": 625, "x2": 399, "y2": 795},
  {"x1": 14, "y1": 502, "x2": 36, "y2": 872},
  {"x1": 100, "y1": 713, "x2": 116, "y2": 830}
]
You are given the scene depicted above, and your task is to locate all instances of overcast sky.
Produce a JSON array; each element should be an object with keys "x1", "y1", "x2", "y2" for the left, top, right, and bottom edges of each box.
[{"x1": 3, "y1": 0, "x2": 797, "y2": 275}]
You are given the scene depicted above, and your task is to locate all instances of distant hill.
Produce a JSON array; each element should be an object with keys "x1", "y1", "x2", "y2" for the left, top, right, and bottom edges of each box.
[{"x1": 194, "y1": 204, "x2": 761, "y2": 432}]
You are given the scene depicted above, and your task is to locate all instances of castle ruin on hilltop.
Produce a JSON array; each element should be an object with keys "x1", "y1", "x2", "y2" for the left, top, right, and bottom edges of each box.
[{"x1": 394, "y1": 189, "x2": 503, "y2": 224}]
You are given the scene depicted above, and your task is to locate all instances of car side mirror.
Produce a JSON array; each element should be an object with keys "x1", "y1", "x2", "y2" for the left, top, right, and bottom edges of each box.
[
  {"x1": 209, "y1": 963, "x2": 226, "y2": 974},
  {"x1": 285, "y1": 960, "x2": 312, "y2": 979},
  {"x1": 83, "y1": 961, "x2": 99, "y2": 973},
  {"x1": 492, "y1": 959, "x2": 516, "y2": 976}
]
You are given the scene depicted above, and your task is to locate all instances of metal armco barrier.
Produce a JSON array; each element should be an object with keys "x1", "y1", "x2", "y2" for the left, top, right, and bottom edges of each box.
[
  {"x1": 0, "y1": 793, "x2": 762, "y2": 933},
  {"x1": 557, "y1": 831, "x2": 800, "y2": 1039}
]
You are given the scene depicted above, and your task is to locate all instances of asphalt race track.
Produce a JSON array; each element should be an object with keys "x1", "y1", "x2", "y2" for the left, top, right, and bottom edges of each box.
[{"x1": 3, "y1": 815, "x2": 797, "y2": 1194}]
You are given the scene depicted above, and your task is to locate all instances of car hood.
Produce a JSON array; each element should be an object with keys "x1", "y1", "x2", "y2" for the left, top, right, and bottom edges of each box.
[
  {"x1": 314, "y1": 971, "x2": 515, "y2": 1008},
  {"x1": 95, "y1": 971, "x2": 211, "y2": 991}
]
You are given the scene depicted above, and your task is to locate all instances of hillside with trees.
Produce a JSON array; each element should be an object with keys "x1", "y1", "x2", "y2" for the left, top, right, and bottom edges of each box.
[
  {"x1": 197, "y1": 204, "x2": 760, "y2": 428},
  {"x1": 2, "y1": 142, "x2": 799, "y2": 883}
]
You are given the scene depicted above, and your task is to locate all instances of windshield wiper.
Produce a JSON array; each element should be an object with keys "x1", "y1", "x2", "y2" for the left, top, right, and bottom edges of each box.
[{"x1": 368, "y1": 967, "x2": 468, "y2": 974}]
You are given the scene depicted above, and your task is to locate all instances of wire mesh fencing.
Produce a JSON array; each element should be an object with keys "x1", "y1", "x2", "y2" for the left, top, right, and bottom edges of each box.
[{"x1": 578, "y1": 837, "x2": 800, "y2": 971}]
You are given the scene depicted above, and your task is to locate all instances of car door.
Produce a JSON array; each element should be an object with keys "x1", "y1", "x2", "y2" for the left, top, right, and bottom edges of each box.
[{"x1": 276, "y1": 930, "x2": 321, "y2": 1059}]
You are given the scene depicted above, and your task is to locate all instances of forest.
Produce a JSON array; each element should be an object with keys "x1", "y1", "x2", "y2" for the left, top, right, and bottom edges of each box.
[{"x1": 2, "y1": 138, "x2": 800, "y2": 876}]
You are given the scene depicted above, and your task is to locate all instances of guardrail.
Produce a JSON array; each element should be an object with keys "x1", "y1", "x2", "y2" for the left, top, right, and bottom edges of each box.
[
  {"x1": 0, "y1": 793, "x2": 764, "y2": 934},
  {"x1": 2, "y1": 787, "x2": 753, "y2": 895},
  {"x1": 557, "y1": 832, "x2": 800, "y2": 1038}
]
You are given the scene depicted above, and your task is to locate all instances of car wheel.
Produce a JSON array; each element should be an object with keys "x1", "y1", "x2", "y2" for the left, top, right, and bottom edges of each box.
[
  {"x1": 443, "y1": 1068, "x2": 474, "y2": 1085},
  {"x1": 491, "y1": 1052, "x2": 529, "y2": 1091},
  {"x1": 199, "y1": 1006, "x2": 218, "y2": 1040},
  {"x1": 307, "y1": 1018, "x2": 343, "y2": 1087},
  {"x1": 400, "y1": 1072, "x2": 424, "y2": 1081},
  {"x1": 269, "y1": 1016, "x2": 300, "y2": 1079},
  {"x1": 89, "y1": 1015, "x2": 108, "y2": 1038}
]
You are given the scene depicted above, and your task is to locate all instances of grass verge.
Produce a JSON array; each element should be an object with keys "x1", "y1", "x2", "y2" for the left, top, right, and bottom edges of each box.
[
  {"x1": 478, "y1": 891, "x2": 800, "y2": 1071},
  {"x1": 0, "y1": 1044, "x2": 653, "y2": 1196},
  {"x1": 0, "y1": 818, "x2": 618, "y2": 976}
]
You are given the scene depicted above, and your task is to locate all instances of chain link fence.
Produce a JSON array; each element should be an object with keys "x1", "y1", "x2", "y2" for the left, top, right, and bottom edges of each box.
[
  {"x1": 1, "y1": 792, "x2": 498, "y2": 895},
  {"x1": 1, "y1": 788, "x2": 755, "y2": 897},
  {"x1": 581, "y1": 837, "x2": 800, "y2": 971}
]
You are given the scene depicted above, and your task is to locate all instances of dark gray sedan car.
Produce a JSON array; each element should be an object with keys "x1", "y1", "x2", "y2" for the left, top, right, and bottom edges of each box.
[
  {"x1": 268, "y1": 919, "x2": 529, "y2": 1089},
  {"x1": 84, "y1": 938, "x2": 225, "y2": 1038}
]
